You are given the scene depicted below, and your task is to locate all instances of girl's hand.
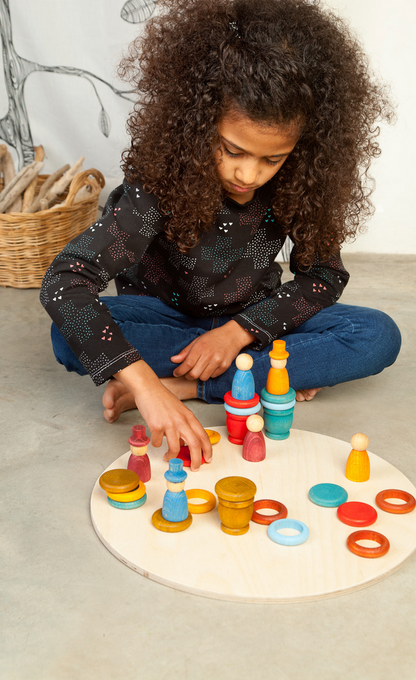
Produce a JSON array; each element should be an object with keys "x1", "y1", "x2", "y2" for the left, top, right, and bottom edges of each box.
[
  {"x1": 116, "y1": 361, "x2": 211, "y2": 471},
  {"x1": 171, "y1": 320, "x2": 254, "y2": 381}
]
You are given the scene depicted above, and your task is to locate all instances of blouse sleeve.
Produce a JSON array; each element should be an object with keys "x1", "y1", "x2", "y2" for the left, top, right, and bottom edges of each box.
[
  {"x1": 232, "y1": 245, "x2": 350, "y2": 349},
  {"x1": 40, "y1": 180, "x2": 166, "y2": 385}
]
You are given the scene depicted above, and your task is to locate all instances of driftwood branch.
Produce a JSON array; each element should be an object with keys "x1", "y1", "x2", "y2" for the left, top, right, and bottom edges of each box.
[
  {"x1": 50, "y1": 176, "x2": 101, "y2": 209},
  {"x1": 21, "y1": 145, "x2": 45, "y2": 212},
  {"x1": 0, "y1": 160, "x2": 44, "y2": 213},
  {"x1": 42, "y1": 157, "x2": 85, "y2": 206},
  {"x1": 24, "y1": 163, "x2": 70, "y2": 213},
  {"x1": 1, "y1": 147, "x2": 22, "y2": 212}
]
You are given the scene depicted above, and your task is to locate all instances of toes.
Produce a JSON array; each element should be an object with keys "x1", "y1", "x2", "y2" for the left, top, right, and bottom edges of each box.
[
  {"x1": 296, "y1": 391, "x2": 307, "y2": 402},
  {"x1": 103, "y1": 408, "x2": 119, "y2": 423}
]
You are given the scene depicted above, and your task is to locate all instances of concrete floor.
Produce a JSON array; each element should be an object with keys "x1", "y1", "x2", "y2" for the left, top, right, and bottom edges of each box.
[{"x1": 1, "y1": 253, "x2": 415, "y2": 680}]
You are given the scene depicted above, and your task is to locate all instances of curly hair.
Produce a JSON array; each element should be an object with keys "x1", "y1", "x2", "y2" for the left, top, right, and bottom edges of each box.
[{"x1": 118, "y1": 0, "x2": 394, "y2": 267}]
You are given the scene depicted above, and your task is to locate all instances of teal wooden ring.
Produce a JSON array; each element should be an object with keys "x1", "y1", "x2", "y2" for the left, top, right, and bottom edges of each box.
[
  {"x1": 261, "y1": 397, "x2": 296, "y2": 410},
  {"x1": 261, "y1": 387, "x2": 296, "y2": 404},
  {"x1": 267, "y1": 518, "x2": 310, "y2": 546},
  {"x1": 224, "y1": 402, "x2": 261, "y2": 416},
  {"x1": 108, "y1": 493, "x2": 147, "y2": 509},
  {"x1": 308, "y1": 483, "x2": 348, "y2": 508}
]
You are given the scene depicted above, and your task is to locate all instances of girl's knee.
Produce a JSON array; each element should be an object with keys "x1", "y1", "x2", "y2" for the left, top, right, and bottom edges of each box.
[{"x1": 364, "y1": 309, "x2": 401, "y2": 370}]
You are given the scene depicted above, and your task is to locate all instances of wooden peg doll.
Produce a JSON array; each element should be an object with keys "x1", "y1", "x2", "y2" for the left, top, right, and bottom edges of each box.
[
  {"x1": 243, "y1": 415, "x2": 266, "y2": 462},
  {"x1": 231, "y1": 353, "x2": 255, "y2": 400},
  {"x1": 345, "y1": 433, "x2": 370, "y2": 482},
  {"x1": 162, "y1": 459, "x2": 189, "y2": 522},
  {"x1": 266, "y1": 340, "x2": 290, "y2": 396},
  {"x1": 127, "y1": 424, "x2": 151, "y2": 482}
]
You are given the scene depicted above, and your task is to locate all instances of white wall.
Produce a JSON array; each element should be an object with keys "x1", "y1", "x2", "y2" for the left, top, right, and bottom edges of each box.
[
  {"x1": 1, "y1": 0, "x2": 414, "y2": 253},
  {"x1": 325, "y1": 0, "x2": 416, "y2": 254}
]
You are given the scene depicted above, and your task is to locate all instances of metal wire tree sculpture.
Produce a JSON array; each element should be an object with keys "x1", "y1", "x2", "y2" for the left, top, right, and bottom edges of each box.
[{"x1": 0, "y1": 0, "x2": 136, "y2": 169}]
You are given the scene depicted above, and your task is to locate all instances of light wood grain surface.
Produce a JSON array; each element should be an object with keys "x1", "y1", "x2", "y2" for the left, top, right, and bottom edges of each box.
[{"x1": 90, "y1": 428, "x2": 416, "y2": 603}]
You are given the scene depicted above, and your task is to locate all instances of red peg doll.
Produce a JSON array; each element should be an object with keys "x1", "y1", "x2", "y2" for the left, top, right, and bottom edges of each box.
[
  {"x1": 243, "y1": 415, "x2": 266, "y2": 462},
  {"x1": 127, "y1": 424, "x2": 151, "y2": 482}
]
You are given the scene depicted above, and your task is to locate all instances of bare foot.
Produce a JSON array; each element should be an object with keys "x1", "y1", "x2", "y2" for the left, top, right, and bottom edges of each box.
[
  {"x1": 296, "y1": 387, "x2": 322, "y2": 402},
  {"x1": 160, "y1": 376, "x2": 198, "y2": 401},
  {"x1": 102, "y1": 375, "x2": 199, "y2": 423},
  {"x1": 102, "y1": 378, "x2": 136, "y2": 422}
]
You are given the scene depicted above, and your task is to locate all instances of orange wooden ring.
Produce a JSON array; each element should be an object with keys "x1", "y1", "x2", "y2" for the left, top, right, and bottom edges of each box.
[
  {"x1": 346, "y1": 530, "x2": 390, "y2": 558},
  {"x1": 204, "y1": 429, "x2": 221, "y2": 445},
  {"x1": 185, "y1": 489, "x2": 216, "y2": 514},
  {"x1": 375, "y1": 489, "x2": 416, "y2": 514},
  {"x1": 251, "y1": 499, "x2": 288, "y2": 525}
]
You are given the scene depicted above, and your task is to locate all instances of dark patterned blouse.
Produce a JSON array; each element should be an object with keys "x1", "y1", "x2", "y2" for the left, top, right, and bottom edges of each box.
[{"x1": 40, "y1": 179, "x2": 349, "y2": 385}]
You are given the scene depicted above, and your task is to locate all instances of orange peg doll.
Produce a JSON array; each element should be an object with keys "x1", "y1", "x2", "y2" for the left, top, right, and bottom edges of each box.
[
  {"x1": 345, "y1": 433, "x2": 370, "y2": 482},
  {"x1": 127, "y1": 424, "x2": 151, "y2": 482},
  {"x1": 266, "y1": 340, "x2": 289, "y2": 396}
]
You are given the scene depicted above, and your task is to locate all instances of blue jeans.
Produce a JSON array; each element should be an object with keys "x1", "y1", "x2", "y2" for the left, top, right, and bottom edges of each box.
[{"x1": 51, "y1": 296, "x2": 401, "y2": 404}]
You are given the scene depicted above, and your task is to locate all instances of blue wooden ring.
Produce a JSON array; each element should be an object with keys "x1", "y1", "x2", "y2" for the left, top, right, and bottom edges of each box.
[
  {"x1": 224, "y1": 402, "x2": 262, "y2": 416},
  {"x1": 309, "y1": 483, "x2": 348, "y2": 508},
  {"x1": 107, "y1": 493, "x2": 147, "y2": 510},
  {"x1": 267, "y1": 518, "x2": 310, "y2": 545},
  {"x1": 261, "y1": 398, "x2": 296, "y2": 410}
]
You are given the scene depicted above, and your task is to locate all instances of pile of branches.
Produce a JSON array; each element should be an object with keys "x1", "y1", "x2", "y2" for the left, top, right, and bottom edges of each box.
[{"x1": 0, "y1": 145, "x2": 86, "y2": 214}]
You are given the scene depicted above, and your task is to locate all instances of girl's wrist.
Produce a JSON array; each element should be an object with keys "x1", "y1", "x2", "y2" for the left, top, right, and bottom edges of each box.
[
  {"x1": 227, "y1": 320, "x2": 255, "y2": 349},
  {"x1": 115, "y1": 360, "x2": 159, "y2": 397}
]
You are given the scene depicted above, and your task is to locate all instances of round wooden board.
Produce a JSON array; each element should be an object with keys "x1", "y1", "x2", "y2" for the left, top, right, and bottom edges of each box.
[{"x1": 90, "y1": 428, "x2": 416, "y2": 603}]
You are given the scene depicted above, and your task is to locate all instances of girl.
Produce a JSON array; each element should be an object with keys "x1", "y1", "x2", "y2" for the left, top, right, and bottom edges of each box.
[{"x1": 41, "y1": 0, "x2": 401, "y2": 470}]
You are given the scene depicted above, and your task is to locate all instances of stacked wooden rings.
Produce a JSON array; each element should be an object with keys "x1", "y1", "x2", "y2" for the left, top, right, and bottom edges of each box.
[
  {"x1": 99, "y1": 469, "x2": 147, "y2": 509},
  {"x1": 223, "y1": 391, "x2": 261, "y2": 445},
  {"x1": 260, "y1": 387, "x2": 296, "y2": 441}
]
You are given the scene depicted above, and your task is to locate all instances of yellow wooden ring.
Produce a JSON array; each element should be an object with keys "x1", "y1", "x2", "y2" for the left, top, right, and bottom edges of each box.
[
  {"x1": 186, "y1": 489, "x2": 216, "y2": 514},
  {"x1": 107, "y1": 480, "x2": 146, "y2": 502},
  {"x1": 204, "y1": 429, "x2": 221, "y2": 445}
]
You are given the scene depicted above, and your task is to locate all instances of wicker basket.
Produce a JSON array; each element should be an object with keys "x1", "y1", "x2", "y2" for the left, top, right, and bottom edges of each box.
[{"x1": 0, "y1": 168, "x2": 105, "y2": 288}]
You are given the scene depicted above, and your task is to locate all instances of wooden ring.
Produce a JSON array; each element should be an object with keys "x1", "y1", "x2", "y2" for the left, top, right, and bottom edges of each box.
[
  {"x1": 346, "y1": 530, "x2": 390, "y2": 558},
  {"x1": 186, "y1": 489, "x2": 216, "y2": 514},
  {"x1": 224, "y1": 391, "x2": 259, "y2": 409},
  {"x1": 204, "y1": 429, "x2": 221, "y2": 445},
  {"x1": 107, "y1": 493, "x2": 147, "y2": 510},
  {"x1": 224, "y1": 402, "x2": 261, "y2": 416},
  {"x1": 267, "y1": 519, "x2": 309, "y2": 546},
  {"x1": 375, "y1": 489, "x2": 416, "y2": 514},
  {"x1": 251, "y1": 499, "x2": 288, "y2": 525},
  {"x1": 152, "y1": 508, "x2": 192, "y2": 532},
  {"x1": 107, "y1": 480, "x2": 146, "y2": 502}
]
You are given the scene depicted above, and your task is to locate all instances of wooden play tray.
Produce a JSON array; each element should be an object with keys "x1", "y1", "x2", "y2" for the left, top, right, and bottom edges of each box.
[{"x1": 91, "y1": 428, "x2": 416, "y2": 603}]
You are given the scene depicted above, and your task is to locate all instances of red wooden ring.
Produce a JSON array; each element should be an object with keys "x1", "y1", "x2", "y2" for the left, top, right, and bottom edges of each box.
[
  {"x1": 224, "y1": 391, "x2": 259, "y2": 409},
  {"x1": 251, "y1": 499, "x2": 288, "y2": 525},
  {"x1": 337, "y1": 501, "x2": 377, "y2": 527},
  {"x1": 375, "y1": 489, "x2": 416, "y2": 514},
  {"x1": 346, "y1": 530, "x2": 390, "y2": 558}
]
